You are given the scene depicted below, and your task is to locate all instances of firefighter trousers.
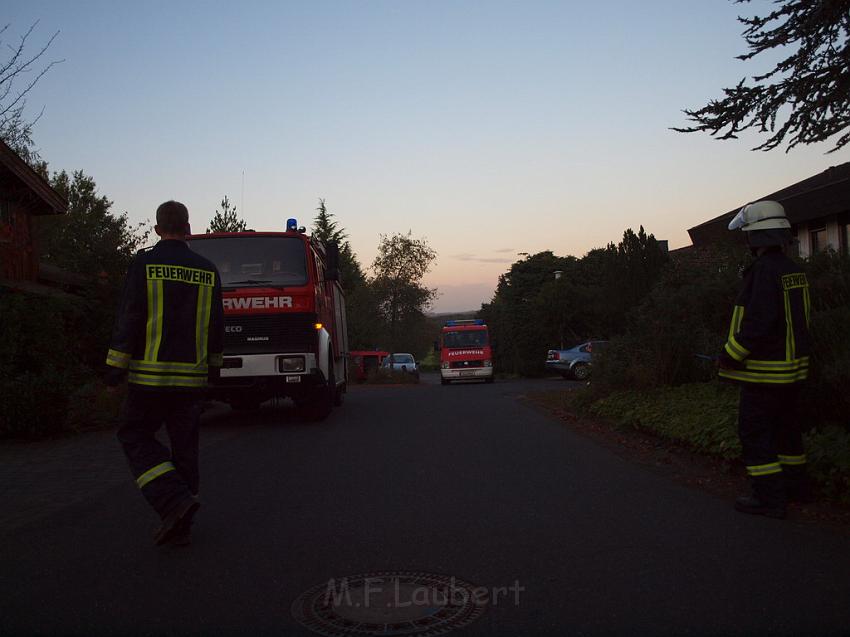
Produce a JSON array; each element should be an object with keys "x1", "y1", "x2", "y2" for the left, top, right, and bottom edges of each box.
[
  {"x1": 738, "y1": 383, "x2": 806, "y2": 499},
  {"x1": 117, "y1": 386, "x2": 201, "y2": 519}
]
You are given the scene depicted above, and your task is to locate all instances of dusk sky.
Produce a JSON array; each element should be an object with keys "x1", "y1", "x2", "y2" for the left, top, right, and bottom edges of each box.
[{"x1": 6, "y1": 1, "x2": 849, "y2": 311}]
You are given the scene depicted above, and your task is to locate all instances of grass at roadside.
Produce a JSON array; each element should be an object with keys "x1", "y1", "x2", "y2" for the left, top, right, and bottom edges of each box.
[{"x1": 530, "y1": 381, "x2": 850, "y2": 505}]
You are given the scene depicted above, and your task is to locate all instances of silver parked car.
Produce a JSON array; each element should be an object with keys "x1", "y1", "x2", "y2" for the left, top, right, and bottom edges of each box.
[
  {"x1": 382, "y1": 353, "x2": 420, "y2": 380},
  {"x1": 545, "y1": 341, "x2": 608, "y2": 380}
]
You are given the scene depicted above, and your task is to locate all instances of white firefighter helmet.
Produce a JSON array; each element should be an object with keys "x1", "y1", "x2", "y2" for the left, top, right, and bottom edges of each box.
[{"x1": 728, "y1": 200, "x2": 791, "y2": 232}]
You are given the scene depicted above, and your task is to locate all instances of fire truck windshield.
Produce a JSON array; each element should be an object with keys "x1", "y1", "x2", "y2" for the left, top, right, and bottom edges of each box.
[
  {"x1": 188, "y1": 236, "x2": 308, "y2": 288},
  {"x1": 443, "y1": 330, "x2": 488, "y2": 349}
]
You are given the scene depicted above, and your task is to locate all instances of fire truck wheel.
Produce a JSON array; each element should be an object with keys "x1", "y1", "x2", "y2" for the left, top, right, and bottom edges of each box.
[
  {"x1": 441, "y1": 378, "x2": 450, "y2": 386},
  {"x1": 304, "y1": 357, "x2": 335, "y2": 421},
  {"x1": 485, "y1": 377, "x2": 494, "y2": 384}
]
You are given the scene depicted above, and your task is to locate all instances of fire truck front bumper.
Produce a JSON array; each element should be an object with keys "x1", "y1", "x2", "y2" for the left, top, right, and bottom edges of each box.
[
  {"x1": 209, "y1": 353, "x2": 325, "y2": 397},
  {"x1": 440, "y1": 367, "x2": 494, "y2": 380}
]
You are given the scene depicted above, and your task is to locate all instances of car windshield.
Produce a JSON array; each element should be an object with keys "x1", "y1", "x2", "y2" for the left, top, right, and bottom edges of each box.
[
  {"x1": 391, "y1": 354, "x2": 414, "y2": 364},
  {"x1": 188, "y1": 236, "x2": 308, "y2": 288},
  {"x1": 443, "y1": 330, "x2": 488, "y2": 348}
]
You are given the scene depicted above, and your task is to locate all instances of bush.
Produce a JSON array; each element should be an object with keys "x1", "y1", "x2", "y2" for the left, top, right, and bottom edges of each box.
[
  {"x1": 0, "y1": 292, "x2": 112, "y2": 438},
  {"x1": 366, "y1": 369, "x2": 420, "y2": 384},
  {"x1": 806, "y1": 426, "x2": 850, "y2": 503},
  {"x1": 587, "y1": 382, "x2": 741, "y2": 459}
]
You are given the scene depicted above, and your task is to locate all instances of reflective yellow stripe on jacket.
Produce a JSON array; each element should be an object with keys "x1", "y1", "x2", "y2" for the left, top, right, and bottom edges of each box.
[{"x1": 105, "y1": 348, "x2": 132, "y2": 369}]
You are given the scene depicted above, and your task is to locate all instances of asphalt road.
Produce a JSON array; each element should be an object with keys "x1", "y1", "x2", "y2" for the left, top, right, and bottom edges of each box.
[{"x1": 2, "y1": 375, "x2": 850, "y2": 636}]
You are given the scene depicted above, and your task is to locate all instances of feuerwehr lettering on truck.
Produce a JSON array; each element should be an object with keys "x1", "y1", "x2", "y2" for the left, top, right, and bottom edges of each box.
[{"x1": 222, "y1": 296, "x2": 293, "y2": 310}]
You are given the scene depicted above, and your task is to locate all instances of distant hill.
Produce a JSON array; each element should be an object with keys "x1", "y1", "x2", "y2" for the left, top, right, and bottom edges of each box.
[{"x1": 428, "y1": 310, "x2": 478, "y2": 319}]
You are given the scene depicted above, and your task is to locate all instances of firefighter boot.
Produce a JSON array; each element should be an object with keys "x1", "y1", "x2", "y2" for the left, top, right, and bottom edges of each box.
[
  {"x1": 154, "y1": 496, "x2": 200, "y2": 546},
  {"x1": 783, "y1": 465, "x2": 814, "y2": 504},
  {"x1": 735, "y1": 474, "x2": 787, "y2": 519}
]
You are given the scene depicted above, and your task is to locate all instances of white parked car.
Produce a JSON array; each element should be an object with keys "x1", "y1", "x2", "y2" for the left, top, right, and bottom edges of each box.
[{"x1": 382, "y1": 353, "x2": 420, "y2": 380}]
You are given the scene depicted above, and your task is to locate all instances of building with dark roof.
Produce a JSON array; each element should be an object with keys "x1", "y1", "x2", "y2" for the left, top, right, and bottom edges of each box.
[
  {"x1": 0, "y1": 138, "x2": 67, "y2": 285},
  {"x1": 686, "y1": 162, "x2": 850, "y2": 257}
]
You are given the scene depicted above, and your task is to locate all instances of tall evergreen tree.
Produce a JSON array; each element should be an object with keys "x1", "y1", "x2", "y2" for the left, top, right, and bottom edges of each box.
[{"x1": 206, "y1": 196, "x2": 247, "y2": 233}]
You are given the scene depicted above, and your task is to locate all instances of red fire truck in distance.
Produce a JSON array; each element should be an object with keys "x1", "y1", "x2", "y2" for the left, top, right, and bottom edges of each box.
[
  {"x1": 437, "y1": 319, "x2": 494, "y2": 385},
  {"x1": 188, "y1": 218, "x2": 348, "y2": 419}
]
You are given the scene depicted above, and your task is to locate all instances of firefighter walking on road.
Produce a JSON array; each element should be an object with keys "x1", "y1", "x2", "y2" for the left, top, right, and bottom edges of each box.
[
  {"x1": 718, "y1": 200, "x2": 812, "y2": 519},
  {"x1": 105, "y1": 201, "x2": 224, "y2": 545}
]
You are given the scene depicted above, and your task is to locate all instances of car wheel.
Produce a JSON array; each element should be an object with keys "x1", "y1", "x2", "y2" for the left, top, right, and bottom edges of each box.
[{"x1": 572, "y1": 363, "x2": 590, "y2": 381}]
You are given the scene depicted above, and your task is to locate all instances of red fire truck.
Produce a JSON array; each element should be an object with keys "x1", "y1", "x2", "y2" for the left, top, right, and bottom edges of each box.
[
  {"x1": 188, "y1": 218, "x2": 348, "y2": 419},
  {"x1": 437, "y1": 319, "x2": 494, "y2": 385}
]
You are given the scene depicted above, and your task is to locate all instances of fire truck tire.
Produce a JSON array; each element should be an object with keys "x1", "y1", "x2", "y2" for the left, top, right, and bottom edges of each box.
[
  {"x1": 485, "y1": 377, "x2": 494, "y2": 384},
  {"x1": 305, "y1": 355, "x2": 335, "y2": 421}
]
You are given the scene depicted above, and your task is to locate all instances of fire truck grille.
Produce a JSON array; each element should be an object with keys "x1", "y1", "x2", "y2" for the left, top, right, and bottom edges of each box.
[
  {"x1": 450, "y1": 360, "x2": 484, "y2": 369},
  {"x1": 224, "y1": 313, "x2": 318, "y2": 355}
]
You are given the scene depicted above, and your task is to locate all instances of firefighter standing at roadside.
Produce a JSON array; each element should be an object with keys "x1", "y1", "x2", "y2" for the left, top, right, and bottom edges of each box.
[
  {"x1": 718, "y1": 200, "x2": 812, "y2": 519},
  {"x1": 105, "y1": 201, "x2": 224, "y2": 545}
]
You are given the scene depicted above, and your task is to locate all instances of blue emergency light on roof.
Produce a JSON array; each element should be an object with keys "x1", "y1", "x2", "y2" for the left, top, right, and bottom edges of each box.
[
  {"x1": 445, "y1": 319, "x2": 485, "y2": 327},
  {"x1": 286, "y1": 218, "x2": 298, "y2": 232}
]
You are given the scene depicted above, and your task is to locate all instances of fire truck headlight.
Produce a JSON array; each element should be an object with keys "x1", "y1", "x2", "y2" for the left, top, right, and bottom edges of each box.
[
  {"x1": 314, "y1": 323, "x2": 323, "y2": 331},
  {"x1": 279, "y1": 356, "x2": 306, "y2": 373},
  {"x1": 484, "y1": 359, "x2": 492, "y2": 367},
  {"x1": 441, "y1": 362, "x2": 449, "y2": 369}
]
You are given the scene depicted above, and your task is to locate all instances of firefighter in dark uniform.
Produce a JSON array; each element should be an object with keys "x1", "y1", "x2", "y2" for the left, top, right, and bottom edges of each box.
[
  {"x1": 718, "y1": 200, "x2": 812, "y2": 519},
  {"x1": 105, "y1": 201, "x2": 224, "y2": 545}
]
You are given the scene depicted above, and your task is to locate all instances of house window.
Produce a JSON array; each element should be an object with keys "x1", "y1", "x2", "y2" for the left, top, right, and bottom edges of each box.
[{"x1": 810, "y1": 224, "x2": 828, "y2": 254}]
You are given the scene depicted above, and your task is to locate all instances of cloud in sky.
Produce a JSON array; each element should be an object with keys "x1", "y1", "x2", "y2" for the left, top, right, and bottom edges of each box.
[{"x1": 450, "y1": 253, "x2": 514, "y2": 264}]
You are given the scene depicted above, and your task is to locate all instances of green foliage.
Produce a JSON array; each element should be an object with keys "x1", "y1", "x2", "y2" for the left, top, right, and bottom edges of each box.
[
  {"x1": 0, "y1": 293, "x2": 84, "y2": 437},
  {"x1": 311, "y1": 198, "x2": 346, "y2": 245},
  {"x1": 41, "y1": 170, "x2": 149, "y2": 281},
  {"x1": 371, "y1": 231, "x2": 437, "y2": 353},
  {"x1": 38, "y1": 169, "x2": 150, "y2": 372},
  {"x1": 206, "y1": 196, "x2": 247, "y2": 233},
  {"x1": 366, "y1": 369, "x2": 420, "y2": 384},
  {"x1": 480, "y1": 227, "x2": 668, "y2": 376},
  {"x1": 592, "y1": 245, "x2": 745, "y2": 391},
  {"x1": 805, "y1": 426, "x2": 850, "y2": 502},
  {"x1": 588, "y1": 382, "x2": 742, "y2": 459},
  {"x1": 580, "y1": 382, "x2": 850, "y2": 501}
]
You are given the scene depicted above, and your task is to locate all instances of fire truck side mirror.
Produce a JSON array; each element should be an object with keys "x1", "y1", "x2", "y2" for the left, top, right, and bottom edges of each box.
[
  {"x1": 433, "y1": 340, "x2": 441, "y2": 352},
  {"x1": 325, "y1": 241, "x2": 340, "y2": 281}
]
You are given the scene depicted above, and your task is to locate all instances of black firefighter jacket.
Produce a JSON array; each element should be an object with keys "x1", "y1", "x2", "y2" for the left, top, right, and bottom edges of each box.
[
  {"x1": 719, "y1": 248, "x2": 811, "y2": 385},
  {"x1": 106, "y1": 239, "x2": 224, "y2": 389}
]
